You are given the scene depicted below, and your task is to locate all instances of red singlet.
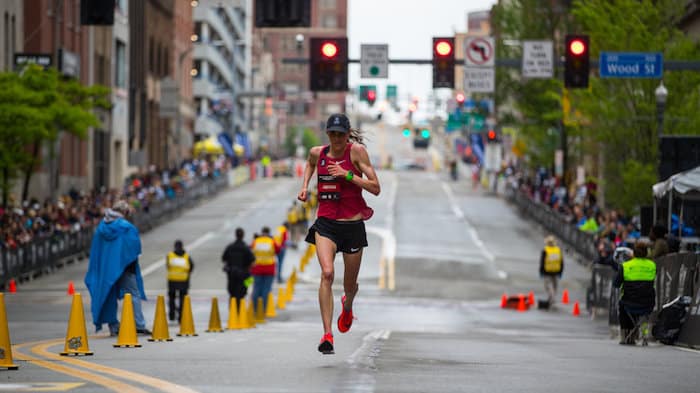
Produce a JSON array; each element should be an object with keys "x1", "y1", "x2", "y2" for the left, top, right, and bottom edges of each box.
[{"x1": 316, "y1": 144, "x2": 373, "y2": 220}]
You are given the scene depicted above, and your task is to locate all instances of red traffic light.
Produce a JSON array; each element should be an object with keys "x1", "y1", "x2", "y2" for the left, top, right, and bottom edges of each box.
[
  {"x1": 456, "y1": 93, "x2": 465, "y2": 104},
  {"x1": 487, "y1": 130, "x2": 496, "y2": 140},
  {"x1": 367, "y1": 90, "x2": 376, "y2": 100},
  {"x1": 321, "y1": 42, "x2": 338, "y2": 58},
  {"x1": 569, "y1": 39, "x2": 586, "y2": 56},
  {"x1": 435, "y1": 40, "x2": 453, "y2": 57}
]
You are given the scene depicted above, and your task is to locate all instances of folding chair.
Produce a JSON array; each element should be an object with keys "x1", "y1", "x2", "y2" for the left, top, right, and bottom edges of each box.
[{"x1": 623, "y1": 305, "x2": 652, "y2": 346}]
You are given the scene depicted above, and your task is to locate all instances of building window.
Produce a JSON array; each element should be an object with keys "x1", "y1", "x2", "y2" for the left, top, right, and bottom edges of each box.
[
  {"x1": 115, "y1": 40, "x2": 126, "y2": 88},
  {"x1": 320, "y1": 0, "x2": 337, "y2": 9},
  {"x1": 321, "y1": 14, "x2": 337, "y2": 28}
]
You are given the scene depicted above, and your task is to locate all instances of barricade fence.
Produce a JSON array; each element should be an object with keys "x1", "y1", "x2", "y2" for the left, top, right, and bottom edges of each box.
[
  {"x1": 587, "y1": 253, "x2": 700, "y2": 347},
  {"x1": 506, "y1": 185, "x2": 700, "y2": 347},
  {"x1": 1, "y1": 175, "x2": 229, "y2": 289},
  {"x1": 507, "y1": 187, "x2": 598, "y2": 261}
]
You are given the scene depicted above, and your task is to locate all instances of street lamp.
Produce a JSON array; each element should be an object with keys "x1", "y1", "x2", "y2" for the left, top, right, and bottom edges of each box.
[{"x1": 655, "y1": 81, "x2": 668, "y2": 140}]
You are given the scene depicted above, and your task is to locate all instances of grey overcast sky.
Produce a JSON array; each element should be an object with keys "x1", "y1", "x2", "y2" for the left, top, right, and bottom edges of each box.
[{"x1": 348, "y1": 0, "x2": 498, "y2": 104}]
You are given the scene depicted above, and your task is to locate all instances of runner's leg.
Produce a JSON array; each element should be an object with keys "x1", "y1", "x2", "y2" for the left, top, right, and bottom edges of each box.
[
  {"x1": 315, "y1": 232, "x2": 337, "y2": 333},
  {"x1": 341, "y1": 250, "x2": 362, "y2": 310}
]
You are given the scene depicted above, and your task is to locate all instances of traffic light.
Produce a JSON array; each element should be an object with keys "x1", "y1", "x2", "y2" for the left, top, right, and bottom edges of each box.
[
  {"x1": 564, "y1": 34, "x2": 589, "y2": 89},
  {"x1": 255, "y1": 0, "x2": 311, "y2": 27},
  {"x1": 432, "y1": 37, "x2": 455, "y2": 88},
  {"x1": 81, "y1": 0, "x2": 115, "y2": 25},
  {"x1": 487, "y1": 129, "x2": 498, "y2": 143},
  {"x1": 455, "y1": 93, "x2": 465, "y2": 107},
  {"x1": 367, "y1": 89, "x2": 377, "y2": 106},
  {"x1": 310, "y1": 37, "x2": 348, "y2": 92},
  {"x1": 420, "y1": 129, "x2": 431, "y2": 139},
  {"x1": 402, "y1": 128, "x2": 411, "y2": 137}
]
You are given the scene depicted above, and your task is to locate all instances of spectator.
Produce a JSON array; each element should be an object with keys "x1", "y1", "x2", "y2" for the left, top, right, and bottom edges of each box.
[
  {"x1": 649, "y1": 224, "x2": 670, "y2": 258},
  {"x1": 84, "y1": 200, "x2": 150, "y2": 336}
]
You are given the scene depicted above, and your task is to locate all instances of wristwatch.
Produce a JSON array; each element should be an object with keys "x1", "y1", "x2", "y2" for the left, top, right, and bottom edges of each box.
[{"x1": 345, "y1": 171, "x2": 354, "y2": 181}]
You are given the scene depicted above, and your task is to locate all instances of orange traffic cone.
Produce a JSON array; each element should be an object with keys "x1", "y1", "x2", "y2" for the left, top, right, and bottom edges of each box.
[
  {"x1": 572, "y1": 301, "x2": 581, "y2": 317},
  {"x1": 500, "y1": 293, "x2": 508, "y2": 308},
  {"x1": 113, "y1": 293, "x2": 141, "y2": 348},
  {"x1": 0, "y1": 293, "x2": 18, "y2": 369},
  {"x1": 561, "y1": 289, "x2": 570, "y2": 304},
  {"x1": 528, "y1": 291, "x2": 535, "y2": 306},
  {"x1": 60, "y1": 293, "x2": 93, "y2": 356},
  {"x1": 8, "y1": 279, "x2": 16, "y2": 294},
  {"x1": 67, "y1": 281, "x2": 75, "y2": 296},
  {"x1": 206, "y1": 297, "x2": 224, "y2": 333},
  {"x1": 148, "y1": 295, "x2": 172, "y2": 342},
  {"x1": 517, "y1": 294, "x2": 527, "y2": 312},
  {"x1": 255, "y1": 297, "x2": 266, "y2": 323}
]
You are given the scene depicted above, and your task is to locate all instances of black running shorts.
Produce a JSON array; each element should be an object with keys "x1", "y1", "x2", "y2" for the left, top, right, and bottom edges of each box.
[{"x1": 305, "y1": 217, "x2": 367, "y2": 254}]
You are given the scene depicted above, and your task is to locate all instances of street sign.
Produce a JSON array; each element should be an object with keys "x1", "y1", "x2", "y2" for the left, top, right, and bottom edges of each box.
[
  {"x1": 464, "y1": 37, "x2": 495, "y2": 67},
  {"x1": 361, "y1": 44, "x2": 389, "y2": 78},
  {"x1": 464, "y1": 67, "x2": 495, "y2": 93},
  {"x1": 599, "y1": 52, "x2": 663, "y2": 78},
  {"x1": 522, "y1": 40, "x2": 553, "y2": 78}
]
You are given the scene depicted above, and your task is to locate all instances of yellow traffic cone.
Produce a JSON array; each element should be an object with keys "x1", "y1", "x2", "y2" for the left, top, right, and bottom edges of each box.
[
  {"x1": 238, "y1": 299, "x2": 250, "y2": 329},
  {"x1": 285, "y1": 280, "x2": 294, "y2": 303},
  {"x1": 206, "y1": 297, "x2": 224, "y2": 333},
  {"x1": 226, "y1": 298, "x2": 240, "y2": 330},
  {"x1": 114, "y1": 293, "x2": 141, "y2": 348},
  {"x1": 148, "y1": 295, "x2": 172, "y2": 342},
  {"x1": 290, "y1": 268, "x2": 298, "y2": 285},
  {"x1": 60, "y1": 293, "x2": 93, "y2": 356},
  {"x1": 247, "y1": 299, "x2": 256, "y2": 328},
  {"x1": 277, "y1": 287, "x2": 286, "y2": 310},
  {"x1": 255, "y1": 297, "x2": 266, "y2": 323},
  {"x1": 265, "y1": 293, "x2": 277, "y2": 318},
  {"x1": 0, "y1": 293, "x2": 18, "y2": 369},
  {"x1": 299, "y1": 255, "x2": 307, "y2": 272},
  {"x1": 177, "y1": 295, "x2": 198, "y2": 336}
]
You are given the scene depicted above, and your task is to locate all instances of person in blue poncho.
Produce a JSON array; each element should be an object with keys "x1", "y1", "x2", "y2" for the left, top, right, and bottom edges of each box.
[{"x1": 85, "y1": 200, "x2": 150, "y2": 336}]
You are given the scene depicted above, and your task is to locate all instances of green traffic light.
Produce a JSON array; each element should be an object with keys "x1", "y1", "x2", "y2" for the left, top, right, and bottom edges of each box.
[
  {"x1": 402, "y1": 129, "x2": 411, "y2": 137},
  {"x1": 421, "y1": 129, "x2": 430, "y2": 138}
]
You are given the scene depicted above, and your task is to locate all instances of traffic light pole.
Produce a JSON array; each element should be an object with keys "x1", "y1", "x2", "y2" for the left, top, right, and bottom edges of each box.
[{"x1": 283, "y1": 57, "x2": 700, "y2": 70}]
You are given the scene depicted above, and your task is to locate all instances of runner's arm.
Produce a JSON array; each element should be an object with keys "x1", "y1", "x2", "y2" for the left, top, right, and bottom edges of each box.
[
  {"x1": 298, "y1": 146, "x2": 321, "y2": 201},
  {"x1": 350, "y1": 144, "x2": 380, "y2": 196}
]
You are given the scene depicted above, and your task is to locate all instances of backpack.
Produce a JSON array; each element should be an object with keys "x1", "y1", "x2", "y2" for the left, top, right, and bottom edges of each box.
[{"x1": 652, "y1": 296, "x2": 690, "y2": 345}]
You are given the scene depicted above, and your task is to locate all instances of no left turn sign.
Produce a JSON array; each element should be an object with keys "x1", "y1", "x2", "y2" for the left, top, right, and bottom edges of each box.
[{"x1": 465, "y1": 37, "x2": 495, "y2": 67}]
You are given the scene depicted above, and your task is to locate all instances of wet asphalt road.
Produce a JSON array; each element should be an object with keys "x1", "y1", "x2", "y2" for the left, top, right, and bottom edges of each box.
[{"x1": 2, "y1": 122, "x2": 699, "y2": 392}]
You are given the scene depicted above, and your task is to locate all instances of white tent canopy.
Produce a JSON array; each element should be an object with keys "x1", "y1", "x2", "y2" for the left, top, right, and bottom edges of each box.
[{"x1": 653, "y1": 166, "x2": 700, "y2": 199}]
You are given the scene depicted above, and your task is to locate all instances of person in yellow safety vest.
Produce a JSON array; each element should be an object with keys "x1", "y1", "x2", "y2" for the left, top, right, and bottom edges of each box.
[
  {"x1": 166, "y1": 240, "x2": 194, "y2": 322},
  {"x1": 614, "y1": 241, "x2": 656, "y2": 345},
  {"x1": 287, "y1": 202, "x2": 300, "y2": 248},
  {"x1": 539, "y1": 235, "x2": 563, "y2": 305},
  {"x1": 250, "y1": 227, "x2": 280, "y2": 311},
  {"x1": 274, "y1": 223, "x2": 289, "y2": 284}
]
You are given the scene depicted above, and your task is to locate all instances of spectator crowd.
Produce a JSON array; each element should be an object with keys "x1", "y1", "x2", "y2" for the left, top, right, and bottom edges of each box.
[{"x1": 1, "y1": 157, "x2": 229, "y2": 251}]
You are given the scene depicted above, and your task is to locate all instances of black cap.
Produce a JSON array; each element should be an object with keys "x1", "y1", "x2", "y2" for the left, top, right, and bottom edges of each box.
[{"x1": 326, "y1": 113, "x2": 350, "y2": 133}]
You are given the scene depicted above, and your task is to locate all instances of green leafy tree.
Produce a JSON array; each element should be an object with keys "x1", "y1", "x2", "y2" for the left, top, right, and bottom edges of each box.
[
  {"x1": 570, "y1": 0, "x2": 700, "y2": 213},
  {"x1": 0, "y1": 65, "x2": 110, "y2": 206},
  {"x1": 284, "y1": 126, "x2": 321, "y2": 157}
]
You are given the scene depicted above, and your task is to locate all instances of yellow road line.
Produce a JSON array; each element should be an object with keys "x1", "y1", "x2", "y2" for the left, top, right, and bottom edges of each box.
[
  {"x1": 32, "y1": 340, "x2": 200, "y2": 393},
  {"x1": 13, "y1": 341, "x2": 145, "y2": 393}
]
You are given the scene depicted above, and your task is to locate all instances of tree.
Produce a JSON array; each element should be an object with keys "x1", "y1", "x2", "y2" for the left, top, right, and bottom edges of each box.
[
  {"x1": 0, "y1": 65, "x2": 110, "y2": 206},
  {"x1": 570, "y1": 0, "x2": 700, "y2": 213}
]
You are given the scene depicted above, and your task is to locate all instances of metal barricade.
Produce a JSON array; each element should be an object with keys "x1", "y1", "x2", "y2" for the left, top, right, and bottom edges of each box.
[{"x1": 1, "y1": 176, "x2": 231, "y2": 288}]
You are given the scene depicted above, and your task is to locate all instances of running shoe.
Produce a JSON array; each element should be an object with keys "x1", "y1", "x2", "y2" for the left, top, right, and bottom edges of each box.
[
  {"x1": 318, "y1": 332, "x2": 334, "y2": 354},
  {"x1": 337, "y1": 295, "x2": 354, "y2": 333}
]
